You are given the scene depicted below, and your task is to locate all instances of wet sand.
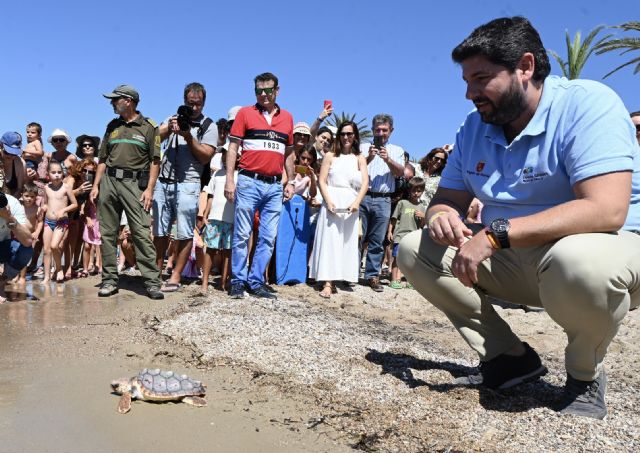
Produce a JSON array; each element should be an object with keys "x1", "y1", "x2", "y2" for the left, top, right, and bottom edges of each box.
[{"x1": 0, "y1": 278, "x2": 347, "y2": 453}]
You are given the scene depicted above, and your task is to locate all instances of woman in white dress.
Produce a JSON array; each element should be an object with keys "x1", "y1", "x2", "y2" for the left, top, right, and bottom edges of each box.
[{"x1": 310, "y1": 121, "x2": 368, "y2": 298}]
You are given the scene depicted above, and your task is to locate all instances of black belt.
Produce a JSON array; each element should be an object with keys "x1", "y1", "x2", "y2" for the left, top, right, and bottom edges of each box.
[
  {"x1": 158, "y1": 177, "x2": 177, "y2": 184},
  {"x1": 366, "y1": 191, "x2": 392, "y2": 198},
  {"x1": 107, "y1": 167, "x2": 146, "y2": 180},
  {"x1": 239, "y1": 169, "x2": 282, "y2": 184}
]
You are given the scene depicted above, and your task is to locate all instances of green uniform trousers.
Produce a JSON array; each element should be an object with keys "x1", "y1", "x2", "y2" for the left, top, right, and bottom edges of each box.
[
  {"x1": 98, "y1": 175, "x2": 161, "y2": 289},
  {"x1": 398, "y1": 227, "x2": 640, "y2": 381}
]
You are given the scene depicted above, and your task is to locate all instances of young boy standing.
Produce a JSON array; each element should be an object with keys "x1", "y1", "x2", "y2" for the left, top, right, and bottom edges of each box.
[
  {"x1": 387, "y1": 177, "x2": 426, "y2": 289},
  {"x1": 14, "y1": 182, "x2": 42, "y2": 284},
  {"x1": 42, "y1": 161, "x2": 77, "y2": 283}
]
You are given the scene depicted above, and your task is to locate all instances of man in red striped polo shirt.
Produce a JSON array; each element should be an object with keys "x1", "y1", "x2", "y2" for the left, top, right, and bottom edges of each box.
[{"x1": 224, "y1": 72, "x2": 295, "y2": 299}]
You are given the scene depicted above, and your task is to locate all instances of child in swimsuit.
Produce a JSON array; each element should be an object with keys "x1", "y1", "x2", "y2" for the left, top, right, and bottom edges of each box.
[
  {"x1": 42, "y1": 160, "x2": 77, "y2": 283},
  {"x1": 13, "y1": 182, "x2": 43, "y2": 285}
]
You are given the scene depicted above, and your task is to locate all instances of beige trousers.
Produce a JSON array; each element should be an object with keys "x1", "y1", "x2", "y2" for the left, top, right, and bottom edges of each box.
[{"x1": 398, "y1": 228, "x2": 640, "y2": 381}]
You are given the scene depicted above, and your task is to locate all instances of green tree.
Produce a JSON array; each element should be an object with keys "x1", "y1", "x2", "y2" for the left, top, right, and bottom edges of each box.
[
  {"x1": 326, "y1": 112, "x2": 372, "y2": 141},
  {"x1": 548, "y1": 25, "x2": 611, "y2": 79},
  {"x1": 595, "y1": 21, "x2": 640, "y2": 78}
]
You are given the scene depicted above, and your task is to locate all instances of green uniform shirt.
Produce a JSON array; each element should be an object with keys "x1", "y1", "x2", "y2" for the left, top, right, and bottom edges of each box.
[{"x1": 99, "y1": 112, "x2": 161, "y2": 170}]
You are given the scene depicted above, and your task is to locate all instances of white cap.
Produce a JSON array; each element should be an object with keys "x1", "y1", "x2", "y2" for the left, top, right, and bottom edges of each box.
[{"x1": 227, "y1": 106, "x2": 242, "y2": 121}]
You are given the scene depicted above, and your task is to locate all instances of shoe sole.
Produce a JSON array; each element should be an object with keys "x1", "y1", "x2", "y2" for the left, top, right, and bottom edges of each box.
[
  {"x1": 498, "y1": 365, "x2": 548, "y2": 389},
  {"x1": 230, "y1": 293, "x2": 245, "y2": 299},
  {"x1": 98, "y1": 289, "x2": 118, "y2": 297}
]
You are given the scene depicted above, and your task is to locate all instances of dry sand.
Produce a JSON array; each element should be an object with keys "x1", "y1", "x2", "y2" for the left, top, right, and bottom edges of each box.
[{"x1": 1, "y1": 274, "x2": 638, "y2": 452}]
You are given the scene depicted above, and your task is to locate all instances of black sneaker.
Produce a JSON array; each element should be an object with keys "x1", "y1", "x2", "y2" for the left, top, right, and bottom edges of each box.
[
  {"x1": 457, "y1": 342, "x2": 548, "y2": 389},
  {"x1": 98, "y1": 283, "x2": 119, "y2": 297},
  {"x1": 248, "y1": 285, "x2": 277, "y2": 300},
  {"x1": 555, "y1": 370, "x2": 607, "y2": 420},
  {"x1": 229, "y1": 282, "x2": 245, "y2": 299},
  {"x1": 146, "y1": 286, "x2": 165, "y2": 300}
]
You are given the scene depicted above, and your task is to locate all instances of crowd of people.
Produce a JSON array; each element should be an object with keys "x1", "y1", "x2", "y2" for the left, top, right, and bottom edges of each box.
[
  {"x1": 0, "y1": 76, "x2": 450, "y2": 302},
  {"x1": 0, "y1": 15, "x2": 639, "y2": 421}
]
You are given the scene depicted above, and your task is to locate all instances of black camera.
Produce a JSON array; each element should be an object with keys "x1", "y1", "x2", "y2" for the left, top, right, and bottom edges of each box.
[{"x1": 176, "y1": 105, "x2": 196, "y2": 131}]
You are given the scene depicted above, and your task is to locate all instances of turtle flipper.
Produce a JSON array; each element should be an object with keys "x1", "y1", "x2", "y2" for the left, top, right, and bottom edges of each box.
[
  {"x1": 118, "y1": 392, "x2": 132, "y2": 414},
  {"x1": 182, "y1": 396, "x2": 207, "y2": 407}
]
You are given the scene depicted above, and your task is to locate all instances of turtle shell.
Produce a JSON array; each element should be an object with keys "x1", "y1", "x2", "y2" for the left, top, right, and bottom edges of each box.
[{"x1": 137, "y1": 368, "x2": 206, "y2": 400}]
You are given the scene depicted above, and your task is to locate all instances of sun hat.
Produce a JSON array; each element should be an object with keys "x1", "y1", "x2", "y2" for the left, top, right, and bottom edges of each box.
[
  {"x1": 293, "y1": 122, "x2": 311, "y2": 136},
  {"x1": 0, "y1": 131, "x2": 22, "y2": 156},
  {"x1": 47, "y1": 128, "x2": 72, "y2": 144},
  {"x1": 227, "y1": 106, "x2": 242, "y2": 121},
  {"x1": 102, "y1": 84, "x2": 140, "y2": 102},
  {"x1": 75, "y1": 135, "x2": 101, "y2": 158}
]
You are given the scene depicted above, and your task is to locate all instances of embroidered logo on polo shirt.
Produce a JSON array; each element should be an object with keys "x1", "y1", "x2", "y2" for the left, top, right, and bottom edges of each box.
[
  {"x1": 110, "y1": 130, "x2": 119, "y2": 139},
  {"x1": 521, "y1": 167, "x2": 550, "y2": 183}
]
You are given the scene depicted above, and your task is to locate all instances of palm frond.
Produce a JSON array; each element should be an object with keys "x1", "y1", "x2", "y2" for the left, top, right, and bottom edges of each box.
[
  {"x1": 326, "y1": 112, "x2": 372, "y2": 140},
  {"x1": 548, "y1": 26, "x2": 607, "y2": 79},
  {"x1": 594, "y1": 22, "x2": 640, "y2": 78}
]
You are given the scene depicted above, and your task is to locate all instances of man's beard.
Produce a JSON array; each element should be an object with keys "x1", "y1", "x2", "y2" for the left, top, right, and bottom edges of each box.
[{"x1": 475, "y1": 78, "x2": 527, "y2": 126}]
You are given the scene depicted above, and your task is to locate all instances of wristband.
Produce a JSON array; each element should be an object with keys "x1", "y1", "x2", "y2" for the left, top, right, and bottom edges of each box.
[
  {"x1": 485, "y1": 229, "x2": 500, "y2": 249},
  {"x1": 317, "y1": 117, "x2": 324, "y2": 122},
  {"x1": 427, "y1": 211, "x2": 448, "y2": 228}
]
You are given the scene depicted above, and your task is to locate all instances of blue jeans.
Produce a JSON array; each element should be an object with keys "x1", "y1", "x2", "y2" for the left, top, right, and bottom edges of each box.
[
  {"x1": 359, "y1": 195, "x2": 391, "y2": 279},
  {"x1": 0, "y1": 239, "x2": 33, "y2": 278},
  {"x1": 231, "y1": 174, "x2": 283, "y2": 290},
  {"x1": 152, "y1": 181, "x2": 200, "y2": 240}
]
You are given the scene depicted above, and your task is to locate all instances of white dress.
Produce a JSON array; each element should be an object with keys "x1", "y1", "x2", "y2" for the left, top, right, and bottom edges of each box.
[{"x1": 309, "y1": 153, "x2": 361, "y2": 282}]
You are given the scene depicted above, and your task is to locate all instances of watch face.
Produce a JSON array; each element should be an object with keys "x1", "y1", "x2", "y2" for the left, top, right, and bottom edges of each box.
[{"x1": 491, "y1": 218, "x2": 510, "y2": 233}]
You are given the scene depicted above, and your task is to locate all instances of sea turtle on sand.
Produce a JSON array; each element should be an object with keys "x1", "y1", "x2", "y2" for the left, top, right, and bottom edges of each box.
[{"x1": 111, "y1": 368, "x2": 207, "y2": 414}]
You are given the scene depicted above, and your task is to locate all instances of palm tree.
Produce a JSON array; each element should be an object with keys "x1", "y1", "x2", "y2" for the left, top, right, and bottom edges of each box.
[
  {"x1": 548, "y1": 26, "x2": 612, "y2": 79},
  {"x1": 326, "y1": 112, "x2": 372, "y2": 141},
  {"x1": 595, "y1": 21, "x2": 640, "y2": 78}
]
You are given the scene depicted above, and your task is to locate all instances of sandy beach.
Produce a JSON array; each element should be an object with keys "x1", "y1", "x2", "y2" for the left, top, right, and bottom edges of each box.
[{"x1": 1, "y1": 274, "x2": 638, "y2": 452}]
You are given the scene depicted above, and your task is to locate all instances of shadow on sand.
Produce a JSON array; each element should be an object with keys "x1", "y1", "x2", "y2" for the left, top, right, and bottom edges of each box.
[{"x1": 365, "y1": 349, "x2": 563, "y2": 413}]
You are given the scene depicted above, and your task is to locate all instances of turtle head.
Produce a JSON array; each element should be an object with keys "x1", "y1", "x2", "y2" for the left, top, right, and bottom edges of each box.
[{"x1": 111, "y1": 378, "x2": 132, "y2": 395}]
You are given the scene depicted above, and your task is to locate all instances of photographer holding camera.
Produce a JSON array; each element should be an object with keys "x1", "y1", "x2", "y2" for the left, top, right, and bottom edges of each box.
[{"x1": 153, "y1": 82, "x2": 217, "y2": 292}]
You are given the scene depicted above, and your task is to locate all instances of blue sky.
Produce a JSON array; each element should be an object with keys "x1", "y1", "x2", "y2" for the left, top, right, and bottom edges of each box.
[{"x1": 3, "y1": 0, "x2": 638, "y2": 160}]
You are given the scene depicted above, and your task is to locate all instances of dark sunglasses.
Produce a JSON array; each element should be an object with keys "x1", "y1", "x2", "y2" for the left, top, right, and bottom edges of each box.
[
  {"x1": 82, "y1": 169, "x2": 96, "y2": 174},
  {"x1": 82, "y1": 143, "x2": 94, "y2": 148},
  {"x1": 339, "y1": 132, "x2": 355, "y2": 137},
  {"x1": 431, "y1": 156, "x2": 445, "y2": 162},
  {"x1": 254, "y1": 87, "x2": 276, "y2": 95},
  {"x1": 52, "y1": 138, "x2": 67, "y2": 143}
]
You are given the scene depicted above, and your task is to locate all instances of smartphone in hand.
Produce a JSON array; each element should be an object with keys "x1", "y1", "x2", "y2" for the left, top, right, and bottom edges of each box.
[
  {"x1": 324, "y1": 100, "x2": 332, "y2": 110},
  {"x1": 295, "y1": 165, "x2": 307, "y2": 175},
  {"x1": 373, "y1": 135, "x2": 383, "y2": 150}
]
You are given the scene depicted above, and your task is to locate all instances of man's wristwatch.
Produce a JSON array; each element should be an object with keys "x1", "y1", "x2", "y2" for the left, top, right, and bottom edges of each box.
[
  {"x1": 488, "y1": 218, "x2": 511, "y2": 249},
  {"x1": 7, "y1": 220, "x2": 17, "y2": 230}
]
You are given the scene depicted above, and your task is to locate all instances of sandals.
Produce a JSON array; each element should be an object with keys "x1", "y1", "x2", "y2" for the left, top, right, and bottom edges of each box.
[
  {"x1": 78, "y1": 269, "x2": 89, "y2": 278},
  {"x1": 160, "y1": 282, "x2": 183, "y2": 293},
  {"x1": 389, "y1": 280, "x2": 403, "y2": 289},
  {"x1": 319, "y1": 282, "x2": 337, "y2": 299}
]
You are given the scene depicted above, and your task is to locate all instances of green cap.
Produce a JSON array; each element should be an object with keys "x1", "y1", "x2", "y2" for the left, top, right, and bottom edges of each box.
[{"x1": 103, "y1": 84, "x2": 139, "y2": 102}]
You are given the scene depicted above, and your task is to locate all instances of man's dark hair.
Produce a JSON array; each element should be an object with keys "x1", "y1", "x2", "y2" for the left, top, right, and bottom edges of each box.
[
  {"x1": 631, "y1": 111, "x2": 640, "y2": 118},
  {"x1": 452, "y1": 16, "x2": 551, "y2": 82},
  {"x1": 216, "y1": 117, "x2": 228, "y2": 129},
  {"x1": 184, "y1": 82, "x2": 206, "y2": 104},
  {"x1": 254, "y1": 72, "x2": 279, "y2": 88}
]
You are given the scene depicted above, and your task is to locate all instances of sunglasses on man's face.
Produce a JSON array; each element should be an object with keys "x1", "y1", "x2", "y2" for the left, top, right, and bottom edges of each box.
[
  {"x1": 52, "y1": 138, "x2": 67, "y2": 143},
  {"x1": 255, "y1": 87, "x2": 276, "y2": 95}
]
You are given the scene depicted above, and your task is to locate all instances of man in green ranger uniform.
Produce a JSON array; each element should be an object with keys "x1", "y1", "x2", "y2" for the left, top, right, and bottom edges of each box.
[{"x1": 90, "y1": 84, "x2": 164, "y2": 299}]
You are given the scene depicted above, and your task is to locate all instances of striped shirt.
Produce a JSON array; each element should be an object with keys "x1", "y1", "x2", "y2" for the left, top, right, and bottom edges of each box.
[{"x1": 229, "y1": 103, "x2": 294, "y2": 177}]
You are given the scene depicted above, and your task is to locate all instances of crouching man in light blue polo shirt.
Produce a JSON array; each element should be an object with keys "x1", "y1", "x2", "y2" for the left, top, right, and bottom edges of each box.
[{"x1": 398, "y1": 16, "x2": 640, "y2": 420}]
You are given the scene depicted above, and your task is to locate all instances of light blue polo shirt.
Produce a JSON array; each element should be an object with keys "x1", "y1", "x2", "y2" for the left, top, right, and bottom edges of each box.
[
  {"x1": 441, "y1": 76, "x2": 640, "y2": 230},
  {"x1": 359, "y1": 142, "x2": 405, "y2": 193}
]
